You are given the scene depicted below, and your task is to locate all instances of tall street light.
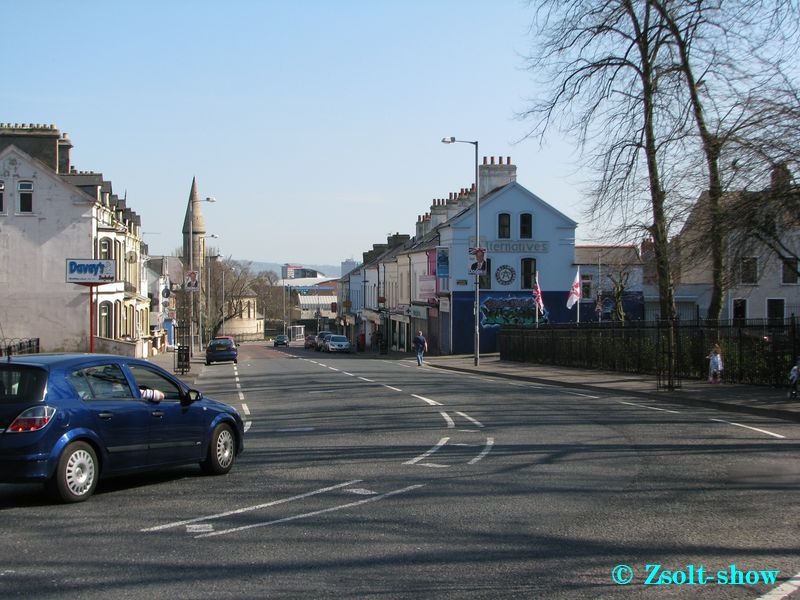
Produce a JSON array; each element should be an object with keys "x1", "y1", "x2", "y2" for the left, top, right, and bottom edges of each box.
[
  {"x1": 200, "y1": 234, "x2": 218, "y2": 346},
  {"x1": 442, "y1": 136, "x2": 480, "y2": 366},
  {"x1": 188, "y1": 196, "x2": 216, "y2": 354}
]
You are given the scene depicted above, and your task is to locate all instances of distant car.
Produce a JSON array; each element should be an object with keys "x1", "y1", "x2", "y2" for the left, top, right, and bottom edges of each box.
[
  {"x1": 0, "y1": 353, "x2": 245, "y2": 503},
  {"x1": 274, "y1": 335, "x2": 289, "y2": 347},
  {"x1": 324, "y1": 335, "x2": 351, "y2": 353},
  {"x1": 304, "y1": 335, "x2": 317, "y2": 349},
  {"x1": 206, "y1": 338, "x2": 238, "y2": 365},
  {"x1": 315, "y1": 331, "x2": 333, "y2": 351}
]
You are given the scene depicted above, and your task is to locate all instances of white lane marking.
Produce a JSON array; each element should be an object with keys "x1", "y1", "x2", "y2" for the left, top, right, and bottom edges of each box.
[
  {"x1": 418, "y1": 463, "x2": 449, "y2": 468},
  {"x1": 755, "y1": 570, "x2": 800, "y2": 600},
  {"x1": 710, "y1": 418, "x2": 786, "y2": 439},
  {"x1": 140, "y1": 480, "x2": 362, "y2": 532},
  {"x1": 275, "y1": 427, "x2": 316, "y2": 433},
  {"x1": 238, "y1": 391, "x2": 245, "y2": 401},
  {"x1": 384, "y1": 385, "x2": 402, "y2": 392},
  {"x1": 617, "y1": 400, "x2": 680, "y2": 414},
  {"x1": 346, "y1": 488, "x2": 377, "y2": 495},
  {"x1": 405, "y1": 437, "x2": 449, "y2": 465},
  {"x1": 440, "y1": 412, "x2": 455, "y2": 429},
  {"x1": 240, "y1": 404, "x2": 250, "y2": 416},
  {"x1": 195, "y1": 485, "x2": 425, "y2": 538},
  {"x1": 563, "y1": 391, "x2": 600, "y2": 398},
  {"x1": 328, "y1": 367, "x2": 339, "y2": 372},
  {"x1": 358, "y1": 376, "x2": 374, "y2": 383},
  {"x1": 412, "y1": 394, "x2": 442, "y2": 406},
  {"x1": 342, "y1": 371, "x2": 355, "y2": 376},
  {"x1": 456, "y1": 411, "x2": 484, "y2": 428},
  {"x1": 244, "y1": 422, "x2": 252, "y2": 433},
  {"x1": 186, "y1": 524, "x2": 214, "y2": 534},
  {"x1": 468, "y1": 437, "x2": 494, "y2": 464}
]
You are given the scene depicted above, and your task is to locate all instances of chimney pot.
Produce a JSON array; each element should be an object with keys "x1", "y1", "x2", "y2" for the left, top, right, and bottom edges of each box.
[
  {"x1": 499, "y1": 156, "x2": 504, "y2": 165},
  {"x1": 483, "y1": 156, "x2": 488, "y2": 165},
  {"x1": 491, "y1": 156, "x2": 495, "y2": 165},
  {"x1": 507, "y1": 156, "x2": 511, "y2": 164}
]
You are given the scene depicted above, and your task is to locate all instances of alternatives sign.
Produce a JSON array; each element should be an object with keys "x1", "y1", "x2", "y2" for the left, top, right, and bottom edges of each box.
[{"x1": 66, "y1": 259, "x2": 116, "y2": 284}]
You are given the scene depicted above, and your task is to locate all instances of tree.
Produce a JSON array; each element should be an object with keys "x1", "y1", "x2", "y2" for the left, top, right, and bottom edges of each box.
[
  {"x1": 207, "y1": 258, "x2": 256, "y2": 338},
  {"x1": 522, "y1": 0, "x2": 682, "y2": 322}
]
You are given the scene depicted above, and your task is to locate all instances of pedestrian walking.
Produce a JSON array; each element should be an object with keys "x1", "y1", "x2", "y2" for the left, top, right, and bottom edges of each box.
[
  {"x1": 413, "y1": 330, "x2": 428, "y2": 366},
  {"x1": 707, "y1": 343, "x2": 723, "y2": 383},
  {"x1": 788, "y1": 360, "x2": 799, "y2": 399}
]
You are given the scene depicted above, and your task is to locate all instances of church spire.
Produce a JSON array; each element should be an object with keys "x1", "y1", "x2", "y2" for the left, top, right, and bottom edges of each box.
[{"x1": 182, "y1": 177, "x2": 207, "y2": 270}]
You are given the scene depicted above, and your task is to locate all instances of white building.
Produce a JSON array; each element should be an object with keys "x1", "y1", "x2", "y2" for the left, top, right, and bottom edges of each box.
[{"x1": 0, "y1": 124, "x2": 150, "y2": 355}]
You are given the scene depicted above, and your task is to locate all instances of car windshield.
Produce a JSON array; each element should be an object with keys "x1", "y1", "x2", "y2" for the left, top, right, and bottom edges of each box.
[
  {"x1": 330, "y1": 336, "x2": 347, "y2": 342},
  {"x1": 209, "y1": 340, "x2": 233, "y2": 349}
]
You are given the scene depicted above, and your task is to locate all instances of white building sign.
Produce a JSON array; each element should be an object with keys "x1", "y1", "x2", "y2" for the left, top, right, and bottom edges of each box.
[{"x1": 65, "y1": 259, "x2": 116, "y2": 284}]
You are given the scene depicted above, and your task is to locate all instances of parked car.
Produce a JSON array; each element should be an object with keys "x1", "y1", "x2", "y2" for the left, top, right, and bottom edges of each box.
[
  {"x1": 274, "y1": 335, "x2": 289, "y2": 347},
  {"x1": 324, "y1": 335, "x2": 352, "y2": 353},
  {"x1": 315, "y1": 331, "x2": 333, "y2": 351},
  {"x1": 0, "y1": 353, "x2": 245, "y2": 502},
  {"x1": 304, "y1": 335, "x2": 317, "y2": 349},
  {"x1": 206, "y1": 338, "x2": 238, "y2": 365}
]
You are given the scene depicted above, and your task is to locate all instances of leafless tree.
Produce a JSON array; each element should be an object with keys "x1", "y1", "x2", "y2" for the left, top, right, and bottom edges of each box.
[{"x1": 521, "y1": 0, "x2": 684, "y2": 321}]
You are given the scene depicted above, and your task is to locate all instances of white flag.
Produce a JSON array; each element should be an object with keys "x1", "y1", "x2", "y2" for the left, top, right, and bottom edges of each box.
[{"x1": 566, "y1": 269, "x2": 581, "y2": 309}]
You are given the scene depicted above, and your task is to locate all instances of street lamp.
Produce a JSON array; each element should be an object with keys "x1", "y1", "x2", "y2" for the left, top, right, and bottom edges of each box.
[
  {"x1": 442, "y1": 136, "x2": 480, "y2": 366},
  {"x1": 199, "y1": 234, "x2": 218, "y2": 346},
  {"x1": 188, "y1": 196, "x2": 216, "y2": 354}
]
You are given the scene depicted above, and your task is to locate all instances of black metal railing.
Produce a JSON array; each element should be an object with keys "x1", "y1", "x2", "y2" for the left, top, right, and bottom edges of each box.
[
  {"x1": 0, "y1": 338, "x2": 41, "y2": 357},
  {"x1": 498, "y1": 318, "x2": 800, "y2": 387}
]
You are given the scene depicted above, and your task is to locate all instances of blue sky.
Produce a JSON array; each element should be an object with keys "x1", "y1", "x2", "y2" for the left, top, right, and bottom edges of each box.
[{"x1": 4, "y1": 0, "x2": 588, "y2": 266}]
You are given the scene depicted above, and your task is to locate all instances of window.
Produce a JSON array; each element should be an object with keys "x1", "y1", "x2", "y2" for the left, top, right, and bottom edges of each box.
[
  {"x1": 521, "y1": 258, "x2": 536, "y2": 289},
  {"x1": 99, "y1": 238, "x2": 111, "y2": 260},
  {"x1": 0, "y1": 181, "x2": 4, "y2": 212},
  {"x1": 498, "y1": 213, "x2": 511, "y2": 239},
  {"x1": 732, "y1": 298, "x2": 747, "y2": 326},
  {"x1": 128, "y1": 364, "x2": 182, "y2": 401},
  {"x1": 68, "y1": 364, "x2": 133, "y2": 400},
  {"x1": 520, "y1": 213, "x2": 532, "y2": 239},
  {"x1": 99, "y1": 302, "x2": 112, "y2": 338},
  {"x1": 767, "y1": 298, "x2": 785, "y2": 325},
  {"x1": 18, "y1": 181, "x2": 33, "y2": 213},
  {"x1": 581, "y1": 273, "x2": 593, "y2": 299},
  {"x1": 740, "y1": 257, "x2": 758, "y2": 284},
  {"x1": 479, "y1": 258, "x2": 492, "y2": 289},
  {"x1": 782, "y1": 258, "x2": 799, "y2": 284}
]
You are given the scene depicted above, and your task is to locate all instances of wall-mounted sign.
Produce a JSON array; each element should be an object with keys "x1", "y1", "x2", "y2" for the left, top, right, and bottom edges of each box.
[
  {"x1": 436, "y1": 246, "x2": 449, "y2": 278},
  {"x1": 495, "y1": 265, "x2": 516, "y2": 285},
  {"x1": 66, "y1": 259, "x2": 116, "y2": 284}
]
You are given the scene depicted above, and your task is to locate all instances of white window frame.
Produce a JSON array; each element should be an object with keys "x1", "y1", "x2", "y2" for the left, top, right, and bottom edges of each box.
[{"x1": 17, "y1": 180, "x2": 33, "y2": 213}]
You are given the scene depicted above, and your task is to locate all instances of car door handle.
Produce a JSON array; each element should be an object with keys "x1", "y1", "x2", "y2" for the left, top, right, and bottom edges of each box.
[
  {"x1": 151, "y1": 410, "x2": 165, "y2": 418},
  {"x1": 98, "y1": 412, "x2": 114, "y2": 420}
]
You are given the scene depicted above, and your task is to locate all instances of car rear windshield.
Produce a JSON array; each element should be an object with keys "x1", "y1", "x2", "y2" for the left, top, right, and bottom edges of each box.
[
  {"x1": 330, "y1": 336, "x2": 347, "y2": 342},
  {"x1": 209, "y1": 340, "x2": 233, "y2": 349},
  {"x1": 0, "y1": 365, "x2": 48, "y2": 403}
]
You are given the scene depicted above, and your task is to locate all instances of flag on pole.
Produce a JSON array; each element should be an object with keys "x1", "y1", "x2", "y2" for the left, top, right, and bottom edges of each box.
[
  {"x1": 532, "y1": 271, "x2": 545, "y2": 314},
  {"x1": 566, "y1": 268, "x2": 581, "y2": 309}
]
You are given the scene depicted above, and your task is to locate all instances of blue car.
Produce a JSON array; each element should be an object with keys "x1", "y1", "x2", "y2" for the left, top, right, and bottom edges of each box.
[
  {"x1": 0, "y1": 353, "x2": 245, "y2": 503},
  {"x1": 206, "y1": 338, "x2": 238, "y2": 365}
]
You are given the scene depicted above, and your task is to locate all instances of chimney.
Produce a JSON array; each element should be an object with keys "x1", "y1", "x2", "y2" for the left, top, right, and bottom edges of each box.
[
  {"x1": 479, "y1": 155, "x2": 516, "y2": 199},
  {"x1": 58, "y1": 132, "x2": 72, "y2": 174}
]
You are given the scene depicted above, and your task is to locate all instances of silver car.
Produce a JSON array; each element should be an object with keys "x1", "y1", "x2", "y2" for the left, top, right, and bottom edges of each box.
[{"x1": 324, "y1": 335, "x2": 351, "y2": 353}]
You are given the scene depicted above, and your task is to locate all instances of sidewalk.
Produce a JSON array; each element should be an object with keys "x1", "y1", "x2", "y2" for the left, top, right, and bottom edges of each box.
[{"x1": 425, "y1": 353, "x2": 800, "y2": 424}]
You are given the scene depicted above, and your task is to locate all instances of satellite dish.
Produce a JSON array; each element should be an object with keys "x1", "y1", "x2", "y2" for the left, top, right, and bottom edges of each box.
[
  {"x1": 162, "y1": 288, "x2": 170, "y2": 298},
  {"x1": 126, "y1": 251, "x2": 137, "y2": 264}
]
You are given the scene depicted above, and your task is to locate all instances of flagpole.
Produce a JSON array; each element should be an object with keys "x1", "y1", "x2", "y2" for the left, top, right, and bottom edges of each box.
[
  {"x1": 577, "y1": 267, "x2": 581, "y2": 324},
  {"x1": 535, "y1": 271, "x2": 539, "y2": 328}
]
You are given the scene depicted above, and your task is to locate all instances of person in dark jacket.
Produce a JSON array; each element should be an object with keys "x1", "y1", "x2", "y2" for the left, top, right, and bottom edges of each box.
[{"x1": 413, "y1": 331, "x2": 428, "y2": 366}]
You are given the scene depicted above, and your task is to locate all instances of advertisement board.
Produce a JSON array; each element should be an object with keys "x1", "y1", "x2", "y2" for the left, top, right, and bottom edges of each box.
[{"x1": 65, "y1": 259, "x2": 116, "y2": 284}]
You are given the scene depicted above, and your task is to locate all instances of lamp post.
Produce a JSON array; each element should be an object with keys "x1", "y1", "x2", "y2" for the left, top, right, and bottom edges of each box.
[
  {"x1": 199, "y1": 234, "x2": 218, "y2": 346},
  {"x1": 188, "y1": 196, "x2": 216, "y2": 354},
  {"x1": 442, "y1": 136, "x2": 480, "y2": 366}
]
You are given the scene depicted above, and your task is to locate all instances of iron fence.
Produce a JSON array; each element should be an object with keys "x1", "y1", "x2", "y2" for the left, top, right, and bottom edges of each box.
[
  {"x1": 498, "y1": 318, "x2": 800, "y2": 387},
  {"x1": 0, "y1": 338, "x2": 40, "y2": 357}
]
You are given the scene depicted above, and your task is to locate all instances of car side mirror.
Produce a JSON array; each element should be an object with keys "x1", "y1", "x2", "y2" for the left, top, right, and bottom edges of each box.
[{"x1": 182, "y1": 389, "x2": 203, "y2": 406}]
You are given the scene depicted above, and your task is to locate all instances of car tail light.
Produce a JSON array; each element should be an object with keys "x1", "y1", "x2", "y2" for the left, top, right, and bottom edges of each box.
[{"x1": 7, "y1": 405, "x2": 57, "y2": 433}]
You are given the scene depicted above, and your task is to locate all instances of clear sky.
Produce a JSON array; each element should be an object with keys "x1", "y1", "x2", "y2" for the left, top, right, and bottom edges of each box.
[{"x1": 4, "y1": 0, "x2": 590, "y2": 266}]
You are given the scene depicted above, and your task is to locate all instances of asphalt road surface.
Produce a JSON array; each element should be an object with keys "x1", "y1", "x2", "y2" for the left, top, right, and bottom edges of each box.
[{"x1": 1, "y1": 343, "x2": 798, "y2": 599}]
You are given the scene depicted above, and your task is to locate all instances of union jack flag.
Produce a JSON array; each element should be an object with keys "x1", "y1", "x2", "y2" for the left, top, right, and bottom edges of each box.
[{"x1": 532, "y1": 272, "x2": 545, "y2": 314}]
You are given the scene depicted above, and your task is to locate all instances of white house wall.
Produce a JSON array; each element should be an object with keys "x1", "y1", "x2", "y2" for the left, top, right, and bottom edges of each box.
[{"x1": 0, "y1": 148, "x2": 103, "y2": 351}]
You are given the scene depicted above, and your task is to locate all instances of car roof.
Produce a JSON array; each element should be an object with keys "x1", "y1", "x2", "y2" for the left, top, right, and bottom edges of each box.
[{"x1": 1, "y1": 353, "x2": 153, "y2": 370}]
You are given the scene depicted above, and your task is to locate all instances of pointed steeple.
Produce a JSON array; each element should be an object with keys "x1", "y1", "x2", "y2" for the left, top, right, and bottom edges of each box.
[{"x1": 182, "y1": 177, "x2": 207, "y2": 270}]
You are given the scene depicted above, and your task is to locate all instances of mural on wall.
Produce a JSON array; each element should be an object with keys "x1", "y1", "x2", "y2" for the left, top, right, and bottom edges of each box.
[{"x1": 480, "y1": 295, "x2": 548, "y2": 326}]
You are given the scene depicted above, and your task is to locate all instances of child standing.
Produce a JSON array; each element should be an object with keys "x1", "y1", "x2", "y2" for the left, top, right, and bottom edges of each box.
[{"x1": 707, "y1": 343, "x2": 723, "y2": 383}]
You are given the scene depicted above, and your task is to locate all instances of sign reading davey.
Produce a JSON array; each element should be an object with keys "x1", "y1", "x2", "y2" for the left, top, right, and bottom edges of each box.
[{"x1": 66, "y1": 259, "x2": 116, "y2": 284}]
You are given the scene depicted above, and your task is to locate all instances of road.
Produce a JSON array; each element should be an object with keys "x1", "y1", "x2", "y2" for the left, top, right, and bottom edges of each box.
[{"x1": 1, "y1": 343, "x2": 798, "y2": 599}]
